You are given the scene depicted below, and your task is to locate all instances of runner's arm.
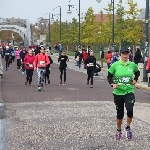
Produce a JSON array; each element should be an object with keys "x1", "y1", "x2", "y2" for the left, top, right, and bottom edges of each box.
[
  {"x1": 45, "y1": 55, "x2": 50, "y2": 66},
  {"x1": 134, "y1": 70, "x2": 140, "y2": 82},
  {"x1": 107, "y1": 72, "x2": 114, "y2": 86}
]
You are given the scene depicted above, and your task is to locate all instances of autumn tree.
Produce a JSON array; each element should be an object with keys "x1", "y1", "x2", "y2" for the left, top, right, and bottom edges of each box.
[
  {"x1": 81, "y1": 7, "x2": 97, "y2": 45},
  {"x1": 102, "y1": 3, "x2": 113, "y2": 46},
  {"x1": 50, "y1": 19, "x2": 60, "y2": 45},
  {"x1": 123, "y1": 0, "x2": 144, "y2": 56},
  {"x1": 115, "y1": 0, "x2": 126, "y2": 51},
  {"x1": 68, "y1": 18, "x2": 78, "y2": 46}
]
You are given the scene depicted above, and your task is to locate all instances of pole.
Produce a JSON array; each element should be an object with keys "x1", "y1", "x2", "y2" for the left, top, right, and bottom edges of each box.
[
  {"x1": 143, "y1": 0, "x2": 149, "y2": 82},
  {"x1": 49, "y1": 13, "x2": 50, "y2": 46},
  {"x1": 112, "y1": 0, "x2": 114, "y2": 51},
  {"x1": 60, "y1": 7, "x2": 62, "y2": 44},
  {"x1": 79, "y1": 0, "x2": 81, "y2": 47}
]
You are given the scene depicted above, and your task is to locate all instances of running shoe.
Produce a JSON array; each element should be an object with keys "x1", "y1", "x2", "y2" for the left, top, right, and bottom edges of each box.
[
  {"x1": 25, "y1": 81, "x2": 27, "y2": 85},
  {"x1": 90, "y1": 85, "x2": 93, "y2": 88},
  {"x1": 124, "y1": 127, "x2": 132, "y2": 140},
  {"x1": 116, "y1": 131, "x2": 122, "y2": 140},
  {"x1": 29, "y1": 84, "x2": 32, "y2": 87},
  {"x1": 59, "y1": 82, "x2": 62, "y2": 85},
  {"x1": 63, "y1": 82, "x2": 66, "y2": 85},
  {"x1": 87, "y1": 80, "x2": 89, "y2": 85},
  {"x1": 22, "y1": 72, "x2": 24, "y2": 74},
  {"x1": 48, "y1": 80, "x2": 50, "y2": 84}
]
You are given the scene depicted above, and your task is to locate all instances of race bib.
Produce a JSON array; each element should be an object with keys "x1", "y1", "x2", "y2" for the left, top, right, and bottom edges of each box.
[
  {"x1": 118, "y1": 77, "x2": 131, "y2": 85},
  {"x1": 29, "y1": 64, "x2": 33, "y2": 67},
  {"x1": 12, "y1": 53, "x2": 14, "y2": 56},
  {"x1": 40, "y1": 61, "x2": 45, "y2": 65},
  {"x1": 5, "y1": 53, "x2": 9, "y2": 55},
  {"x1": 89, "y1": 63, "x2": 94, "y2": 66}
]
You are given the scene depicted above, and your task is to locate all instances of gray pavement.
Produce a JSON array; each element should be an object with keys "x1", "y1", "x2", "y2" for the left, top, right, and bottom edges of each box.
[{"x1": 1, "y1": 57, "x2": 150, "y2": 150}]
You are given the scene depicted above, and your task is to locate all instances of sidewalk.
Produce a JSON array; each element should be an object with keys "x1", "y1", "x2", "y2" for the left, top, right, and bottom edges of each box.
[{"x1": 52, "y1": 53, "x2": 150, "y2": 92}]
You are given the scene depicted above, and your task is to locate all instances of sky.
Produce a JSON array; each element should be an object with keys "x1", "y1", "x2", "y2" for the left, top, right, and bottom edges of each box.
[{"x1": 0, "y1": 0, "x2": 146, "y2": 24}]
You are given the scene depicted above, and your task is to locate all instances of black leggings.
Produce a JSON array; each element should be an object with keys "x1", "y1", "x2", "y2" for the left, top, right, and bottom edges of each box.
[
  {"x1": 26, "y1": 69, "x2": 34, "y2": 84},
  {"x1": 17, "y1": 59, "x2": 21, "y2": 69},
  {"x1": 5, "y1": 58, "x2": 10, "y2": 69},
  {"x1": 114, "y1": 93, "x2": 135, "y2": 120},
  {"x1": 60, "y1": 67, "x2": 66, "y2": 82},
  {"x1": 87, "y1": 70, "x2": 95, "y2": 85},
  {"x1": 11, "y1": 56, "x2": 15, "y2": 62},
  {"x1": 45, "y1": 67, "x2": 50, "y2": 83}
]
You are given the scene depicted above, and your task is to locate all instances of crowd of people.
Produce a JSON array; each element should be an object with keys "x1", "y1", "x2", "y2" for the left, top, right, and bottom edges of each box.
[{"x1": 1, "y1": 43, "x2": 150, "y2": 140}]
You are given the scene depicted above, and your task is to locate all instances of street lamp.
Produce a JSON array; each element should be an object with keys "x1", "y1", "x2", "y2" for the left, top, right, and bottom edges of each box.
[
  {"x1": 67, "y1": 0, "x2": 80, "y2": 47},
  {"x1": 143, "y1": 0, "x2": 149, "y2": 83},
  {"x1": 51, "y1": 6, "x2": 62, "y2": 44},
  {"x1": 96, "y1": 0, "x2": 102, "y2": 3},
  {"x1": 42, "y1": 13, "x2": 51, "y2": 46}
]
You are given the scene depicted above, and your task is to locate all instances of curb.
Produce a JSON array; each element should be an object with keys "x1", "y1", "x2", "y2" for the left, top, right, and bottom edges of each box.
[
  {"x1": 0, "y1": 78, "x2": 6, "y2": 150},
  {"x1": 51, "y1": 54, "x2": 150, "y2": 92}
]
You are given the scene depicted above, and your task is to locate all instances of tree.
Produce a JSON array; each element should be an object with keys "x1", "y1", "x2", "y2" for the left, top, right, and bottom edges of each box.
[
  {"x1": 81, "y1": 7, "x2": 97, "y2": 45},
  {"x1": 50, "y1": 19, "x2": 60, "y2": 45},
  {"x1": 115, "y1": 0, "x2": 126, "y2": 51},
  {"x1": 123, "y1": 0, "x2": 144, "y2": 55},
  {"x1": 102, "y1": 3, "x2": 113, "y2": 46},
  {"x1": 68, "y1": 18, "x2": 78, "y2": 46}
]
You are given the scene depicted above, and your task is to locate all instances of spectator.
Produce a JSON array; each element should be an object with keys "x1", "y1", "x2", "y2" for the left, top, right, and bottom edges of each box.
[
  {"x1": 106, "y1": 49, "x2": 112, "y2": 69},
  {"x1": 100, "y1": 48, "x2": 104, "y2": 68},
  {"x1": 134, "y1": 48, "x2": 142, "y2": 65}
]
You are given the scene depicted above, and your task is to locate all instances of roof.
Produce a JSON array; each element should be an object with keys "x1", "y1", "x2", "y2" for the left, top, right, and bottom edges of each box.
[{"x1": 94, "y1": 14, "x2": 118, "y2": 23}]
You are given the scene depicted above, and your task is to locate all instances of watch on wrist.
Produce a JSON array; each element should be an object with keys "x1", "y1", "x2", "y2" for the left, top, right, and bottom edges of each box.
[{"x1": 111, "y1": 83, "x2": 113, "y2": 87}]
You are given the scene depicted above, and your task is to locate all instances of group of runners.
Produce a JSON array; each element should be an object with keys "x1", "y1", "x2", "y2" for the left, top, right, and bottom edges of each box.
[{"x1": 3, "y1": 44, "x2": 143, "y2": 140}]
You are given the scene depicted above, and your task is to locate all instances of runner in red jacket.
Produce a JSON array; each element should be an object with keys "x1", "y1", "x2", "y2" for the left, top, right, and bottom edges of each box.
[
  {"x1": 24, "y1": 50, "x2": 35, "y2": 87},
  {"x1": 34, "y1": 46, "x2": 50, "y2": 91},
  {"x1": 82, "y1": 49, "x2": 88, "y2": 69}
]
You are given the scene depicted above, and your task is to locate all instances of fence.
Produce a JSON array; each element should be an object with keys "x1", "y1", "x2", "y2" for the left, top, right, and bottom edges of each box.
[{"x1": 0, "y1": 54, "x2": 3, "y2": 77}]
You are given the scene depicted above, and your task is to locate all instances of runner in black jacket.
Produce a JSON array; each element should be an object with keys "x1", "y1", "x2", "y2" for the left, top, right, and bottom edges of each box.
[
  {"x1": 85, "y1": 51, "x2": 96, "y2": 88},
  {"x1": 58, "y1": 50, "x2": 69, "y2": 85}
]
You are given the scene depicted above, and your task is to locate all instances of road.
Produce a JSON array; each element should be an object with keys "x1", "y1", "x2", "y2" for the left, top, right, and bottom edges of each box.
[{"x1": 0, "y1": 57, "x2": 150, "y2": 150}]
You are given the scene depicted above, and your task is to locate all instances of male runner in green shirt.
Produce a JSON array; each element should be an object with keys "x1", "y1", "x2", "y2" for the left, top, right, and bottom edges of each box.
[{"x1": 107, "y1": 48, "x2": 140, "y2": 140}]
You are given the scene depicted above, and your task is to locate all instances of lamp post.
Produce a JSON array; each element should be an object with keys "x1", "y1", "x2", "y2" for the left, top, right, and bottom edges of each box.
[
  {"x1": 51, "y1": 6, "x2": 62, "y2": 44},
  {"x1": 67, "y1": 0, "x2": 80, "y2": 47},
  {"x1": 143, "y1": 0, "x2": 149, "y2": 82},
  {"x1": 96, "y1": 0, "x2": 114, "y2": 50},
  {"x1": 42, "y1": 13, "x2": 51, "y2": 46}
]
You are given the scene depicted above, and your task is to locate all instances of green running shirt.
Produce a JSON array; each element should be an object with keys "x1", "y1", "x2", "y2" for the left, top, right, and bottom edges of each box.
[{"x1": 108, "y1": 60, "x2": 138, "y2": 95}]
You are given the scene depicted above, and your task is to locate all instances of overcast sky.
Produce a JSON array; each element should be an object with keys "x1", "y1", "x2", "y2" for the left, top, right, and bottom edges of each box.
[{"x1": 1, "y1": 0, "x2": 146, "y2": 24}]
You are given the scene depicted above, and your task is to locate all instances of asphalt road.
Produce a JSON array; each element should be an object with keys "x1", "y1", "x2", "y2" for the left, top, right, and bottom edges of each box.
[{"x1": 1, "y1": 58, "x2": 150, "y2": 150}]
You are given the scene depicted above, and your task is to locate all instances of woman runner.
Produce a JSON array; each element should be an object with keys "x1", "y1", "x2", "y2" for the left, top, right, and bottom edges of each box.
[
  {"x1": 34, "y1": 46, "x2": 50, "y2": 91},
  {"x1": 24, "y1": 50, "x2": 35, "y2": 87},
  {"x1": 107, "y1": 48, "x2": 140, "y2": 140},
  {"x1": 58, "y1": 50, "x2": 69, "y2": 85},
  {"x1": 85, "y1": 51, "x2": 96, "y2": 88}
]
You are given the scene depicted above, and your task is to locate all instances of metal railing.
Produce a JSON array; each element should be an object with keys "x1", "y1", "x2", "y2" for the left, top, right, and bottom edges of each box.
[{"x1": 0, "y1": 54, "x2": 3, "y2": 77}]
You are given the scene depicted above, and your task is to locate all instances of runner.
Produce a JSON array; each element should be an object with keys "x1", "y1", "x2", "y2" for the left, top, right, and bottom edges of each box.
[
  {"x1": 34, "y1": 46, "x2": 50, "y2": 91},
  {"x1": 58, "y1": 50, "x2": 69, "y2": 85},
  {"x1": 20, "y1": 49, "x2": 27, "y2": 74},
  {"x1": 85, "y1": 51, "x2": 96, "y2": 88},
  {"x1": 45, "y1": 49, "x2": 53, "y2": 85},
  {"x1": 24, "y1": 50, "x2": 35, "y2": 87},
  {"x1": 107, "y1": 48, "x2": 140, "y2": 140},
  {"x1": 15, "y1": 47, "x2": 21, "y2": 71},
  {"x1": 4, "y1": 46, "x2": 11, "y2": 71},
  {"x1": 9, "y1": 45, "x2": 15, "y2": 64}
]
